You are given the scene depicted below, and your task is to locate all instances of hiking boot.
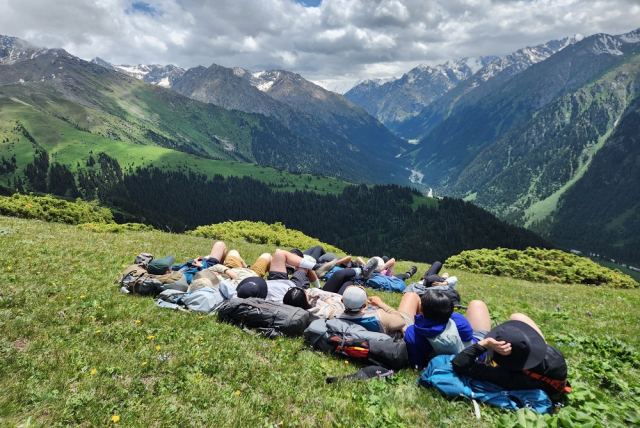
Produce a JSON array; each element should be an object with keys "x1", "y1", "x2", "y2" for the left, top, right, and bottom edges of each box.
[
  {"x1": 314, "y1": 259, "x2": 338, "y2": 278},
  {"x1": 362, "y1": 258, "x2": 379, "y2": 280},
  {"x1": 406, "y1": 265, "x2": 417, "y2": 278}
]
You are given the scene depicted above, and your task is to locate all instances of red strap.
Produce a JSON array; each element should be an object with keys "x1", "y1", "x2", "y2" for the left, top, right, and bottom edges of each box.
[{"x1": 523, "y1": 369, "x2": 571, "y2": 393}]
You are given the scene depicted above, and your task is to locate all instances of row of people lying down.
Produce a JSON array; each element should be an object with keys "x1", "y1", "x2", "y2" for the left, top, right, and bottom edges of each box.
[{"x1": 146, "y1": 241, "x2": 569, "y2": 399}]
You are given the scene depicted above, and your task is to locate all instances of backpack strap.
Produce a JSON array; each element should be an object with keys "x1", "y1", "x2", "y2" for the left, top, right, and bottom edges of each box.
[{"x1": 522, "y1": 370, "x2": 571, "y2": 393}]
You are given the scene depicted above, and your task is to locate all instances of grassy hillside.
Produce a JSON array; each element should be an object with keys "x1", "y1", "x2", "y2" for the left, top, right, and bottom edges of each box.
[
  {"x1": 1, "y1": 215, "x2": 638, "y2": 427},
  {"x1": 0, "y1": 95, "x2": 353, "y2": 195}
]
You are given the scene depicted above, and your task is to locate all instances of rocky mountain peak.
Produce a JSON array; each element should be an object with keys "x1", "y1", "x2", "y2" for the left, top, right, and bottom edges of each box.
[{"x1": 0, "y1": 35, "x2": 50, "y2": 65}]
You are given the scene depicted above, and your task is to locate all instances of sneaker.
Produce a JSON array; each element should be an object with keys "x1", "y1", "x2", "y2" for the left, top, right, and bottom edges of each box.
[
  {"x1": 314, "y1": 259, "x2": 338, "y2": 278},
  {"x1": 406, "y1": 265, "x2": 417, "y2": 278},
  {"x1": 362, "y1": 258, "x2": 379, "y2": 280}
]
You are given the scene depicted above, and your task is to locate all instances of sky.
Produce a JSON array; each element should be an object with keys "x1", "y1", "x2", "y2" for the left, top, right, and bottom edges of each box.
[{"x1": 2, "y1": 0, "x2": 640, "y2": 90}]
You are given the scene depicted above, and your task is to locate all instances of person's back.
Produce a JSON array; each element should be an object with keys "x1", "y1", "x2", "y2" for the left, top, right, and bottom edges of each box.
[{"x1": 404, "y1": 290, "x2": 474, "y2": 369}]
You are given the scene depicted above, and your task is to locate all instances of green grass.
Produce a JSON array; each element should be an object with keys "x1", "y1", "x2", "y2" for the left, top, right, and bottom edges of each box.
[
  {"x1": 0, "y1": 216, "x2": 638, "y2": 427},
  {"x1": 0, "y1": 96, "x2": 352, "y2": 195}
]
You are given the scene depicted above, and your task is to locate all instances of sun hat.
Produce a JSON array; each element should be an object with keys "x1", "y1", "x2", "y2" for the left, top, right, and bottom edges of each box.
[
  {"x1": 236, "y1": 277, "x2": 268, "y2": 299},
  {"x1": 147, "y1": 255, "x2": 175, "y2": 275},
  {"x1": 342, "y1": 286, "x2": 367, "y2": 312},
  {"x1": 486, "y1": 320, "x2": 547, "y2": 370},
  {"x1": 192, "y1": 268, "x2": 221, "y2": 288},
  {"x1": 188, "y1": 277, "x2": 214, "y2": 292},
  {"x1": 371, "y1": 257, "x2": 385, "y2": 272}
]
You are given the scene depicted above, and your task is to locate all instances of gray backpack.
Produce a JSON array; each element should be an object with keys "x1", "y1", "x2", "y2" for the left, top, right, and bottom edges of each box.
[{"x1": 156, "y1": 286, "x2": 225, "y2": 313}]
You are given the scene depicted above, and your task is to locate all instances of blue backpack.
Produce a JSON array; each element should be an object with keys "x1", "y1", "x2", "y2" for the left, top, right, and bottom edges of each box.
[
  {"x1": 366, "y1": 273, "x2": 406, "y2": 292},
  {"x1": 418, "y1": 354, "x2": 553, "y2": 415}
]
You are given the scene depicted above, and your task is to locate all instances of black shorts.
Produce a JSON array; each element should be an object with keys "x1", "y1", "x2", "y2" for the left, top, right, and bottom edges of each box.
[{"x1": 268, "y1": 269, "x2": 310, "y2": 289}]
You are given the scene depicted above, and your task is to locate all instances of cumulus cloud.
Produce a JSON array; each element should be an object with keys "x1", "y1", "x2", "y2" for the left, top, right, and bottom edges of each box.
[{"x1": 1, "y1": 0, "x2": 639, "y2": 86}]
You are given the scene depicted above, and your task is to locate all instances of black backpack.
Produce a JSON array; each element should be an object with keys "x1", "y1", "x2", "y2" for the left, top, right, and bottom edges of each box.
[
  {"x1": 304, "y1": 318, "x2": 409, "y2": 371},
  {"x1": 217, "y1": 298, "x2": 310, "y2": 338}
]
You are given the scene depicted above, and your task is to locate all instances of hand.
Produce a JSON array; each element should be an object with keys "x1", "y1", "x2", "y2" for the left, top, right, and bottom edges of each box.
[
  {"x1": 480, "y1": 337, "x2": 512, "y2": 356},
  {"x1": 367, "y1": 296, "x2": 383, "y2": 307}
]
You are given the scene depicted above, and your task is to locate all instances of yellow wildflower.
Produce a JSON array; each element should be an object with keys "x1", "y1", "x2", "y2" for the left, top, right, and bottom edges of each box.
[
  {"x1": 95, "y1": 330, "x2": 101, "y2": 333},
  {"x1": 147, "y1": 335, "x2": 155, "y2": 339},
  {"x1": 6, "y1": 267, "x2": 11, "y2": 270},
  {"x1": 345, "y1": 361, "x2": 349, "y2": 364},
  {"x1": 80, "y1": 295, "x2": 86, "y2": 299},
  {"x1": 111, "y1": 415, "x2": 120, "y2": 423},
  {"x1": 90, "y1": 369, "x2": 97, "y2": 375},
  {"x1": 155, "y1": 346, "x2": 161, "y2": 351},
  {"x1": 67, "y1": 296, "x2": 71, "y2": 300},
  {"x1": 235, "y1": 390, "x2": 240, "y2": 396},
  {"x1": 141, "y1": 361, "x2": 147, "y2": 366},
  {"x1": 135, "y1": 320, "x2": 141, "y2": 324}
]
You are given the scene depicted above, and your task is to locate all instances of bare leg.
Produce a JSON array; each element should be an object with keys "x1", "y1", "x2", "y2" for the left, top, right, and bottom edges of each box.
[
  {"x1": 272, "y1": 249, "x2": 312, "y2": 272},
  {"x1": 466, "y1": 300, "x2": 492, "y2": 332},
  {"x1": 335, "y1": 255, "x2": 352, "y2": 266},
  {"x1": 397, "y1": 291, "x2": 421, "y2": 318},
  {"x1": 356, "y1": 257, "x2": 365, "y2": 266},
  {"x1": 510, "y1": 313, "x2": 546, "y2": 342},
  {"x1": 226, "y1": 250, "x2": 246, "y2": 267},
  {"x1": 207, "y1": 241, "x2": 227, "y2": 263}
]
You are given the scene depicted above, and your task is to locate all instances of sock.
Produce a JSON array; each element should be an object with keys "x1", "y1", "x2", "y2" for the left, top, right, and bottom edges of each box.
[
  {"x1": 353, "y1": 268, "x2": 362, "y2": 276},
  {"x1": 311, "y1": 279, "x2": 321, "y2": 288},
  {"x1": 299, "y1": 259, "x2": 315, "y2": 270}
]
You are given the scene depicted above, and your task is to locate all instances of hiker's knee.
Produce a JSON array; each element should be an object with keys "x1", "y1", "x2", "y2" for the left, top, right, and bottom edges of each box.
[{"x1": 259, "y1": 253, "x2": 272, "y2": 262}]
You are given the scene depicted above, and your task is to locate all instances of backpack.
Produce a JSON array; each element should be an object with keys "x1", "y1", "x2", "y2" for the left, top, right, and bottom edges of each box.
[
  {"x1": 156, "y1": 287, "x2": 225, "y2": 313},
  {"x1": 418, "y1": 354, "x2": 553, "y2": 415},
  {"x1": 217, "y1": 298, "x2": 310, "y2": 338},
  {"x1": 117, "y1": 253, "x2": 188, "y2": 296},
  {"x1": 304, "y1": 318, "x2": 409, "y2": 371},
  {"x1": 366, "y1": 273, "x2": 407, "y2": 293}
]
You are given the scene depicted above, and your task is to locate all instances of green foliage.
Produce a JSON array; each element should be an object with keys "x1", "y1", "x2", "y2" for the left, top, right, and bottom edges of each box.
[
  {"x1": 0, "y1": 193, "x2": 113, "y2": 225},
  {"x1": 188, "y1": 220, "x2": 344, "y2": 254},
  {"x1": 446, "y1": 247, "x2": 637, "y2": 288},
  {"x1": 1, "y1": 215, "x2": 639, "y2": 427},
  {"x1": 78, "y1": 222, "x2": 154, "y2": 233}
]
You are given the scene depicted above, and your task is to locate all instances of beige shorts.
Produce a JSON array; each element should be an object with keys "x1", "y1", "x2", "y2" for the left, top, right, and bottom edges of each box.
[
  {"x1": 399, "y1": 311, "x2": 415, "y2": 332},
  {"x1": 224, "y1": 255, "x2": 270, "y2": 277}
]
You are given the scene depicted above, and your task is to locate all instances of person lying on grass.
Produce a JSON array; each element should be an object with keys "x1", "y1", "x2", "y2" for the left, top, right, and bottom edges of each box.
[
  {"x1": 404, "y1": 291, "x2": 487, "y2": 370},
  {"x1": 232, "y1": 249, "x2": 323, "y2": 302},
  {"x1": 282, "y1": 287, "x2": 346, "y2": 321},
  {"x1": 451, "y1": 307, "x2": 570, "y2": 398},
  {"x1": 336, "y1": 285, "x2": 422, "y2": 337}
]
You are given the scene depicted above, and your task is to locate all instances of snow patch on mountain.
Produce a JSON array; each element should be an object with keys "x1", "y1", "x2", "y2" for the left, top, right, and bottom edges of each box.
[
  {"x1": 591, "y1": 35, "x2": 623, "y2": 56},
  {"x1": 620, "y1": 28, "x2": 640, "y2": 43}
]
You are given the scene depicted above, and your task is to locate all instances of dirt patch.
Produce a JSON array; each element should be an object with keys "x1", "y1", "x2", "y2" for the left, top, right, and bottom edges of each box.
[{"x1": 12, "y1": 338, "x2": 28, "y2": 351}]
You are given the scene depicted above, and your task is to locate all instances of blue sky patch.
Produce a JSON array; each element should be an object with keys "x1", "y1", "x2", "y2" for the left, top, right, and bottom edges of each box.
[
  {"x1": 130, "y1": 2, "x2": 157, "y2": 15},
  {"x1": 294, "y1": 0, "x2": 322, "y2": 7}
]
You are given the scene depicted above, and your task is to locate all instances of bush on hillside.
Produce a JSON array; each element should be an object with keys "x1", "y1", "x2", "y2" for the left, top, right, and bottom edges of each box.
[
  {"x1": 188, "y1": 221, "x2": 344, "y2": 254},
  {"x1": 446, "y1": 247, "x2": 637, "y2": 288},
  {"x1": 77, "y1": 222, "x2": 154, "y2": 233},
  {"x1": 0, "y1": 193, "x2": 114, "y2": 225}
]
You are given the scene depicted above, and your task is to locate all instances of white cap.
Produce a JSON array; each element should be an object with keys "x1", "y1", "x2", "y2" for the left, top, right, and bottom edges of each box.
[{"x1": 342, "y1": 286, "x2": 367, "y2": 312}]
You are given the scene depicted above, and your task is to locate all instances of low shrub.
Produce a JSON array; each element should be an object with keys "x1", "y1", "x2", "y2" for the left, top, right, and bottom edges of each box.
[
  {"x1": 446, "y1": 247, "x2": 638, "y2": 288},
  {"x1": 188, "y1": 220, "x2": 344, "y2": 255},
  {"x1": 0, "y1": 193, "x2": 114, "y2": 225},
  {"x1": 78, "y1": 222, "x2": 154, "y2": 233}
]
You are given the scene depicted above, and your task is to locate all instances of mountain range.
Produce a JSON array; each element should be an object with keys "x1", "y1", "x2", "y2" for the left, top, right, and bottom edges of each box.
[{"x1": 2, "y1": 28, "x2": 640, "y2": 265}]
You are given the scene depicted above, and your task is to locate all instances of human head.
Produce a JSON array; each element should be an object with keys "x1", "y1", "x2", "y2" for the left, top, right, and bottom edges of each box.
[
  {"x1": 486, "y1": 320, "x2": 547, "y2": 370},
  {"x1": 283, "y1": 287, "x2": 311, "y2": 309},
  {"x1": 424, "y1": 274, "x2": 446, "y2": 287},
  {"x1": 420, "y1": 289, "x2": 453, "y2": 323},
  {"x1": 147, "y1": 255, "x2": 175, "y2": 275},
  {"x1": 289, "y1": 248, "x2": 304, "y2": 258},
  {"x1": 342, "y1": 285, "x2": 368, "y2": 312},
  {"x1": 236, "y1": 277, "x2": 268, "y2": 299}
]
